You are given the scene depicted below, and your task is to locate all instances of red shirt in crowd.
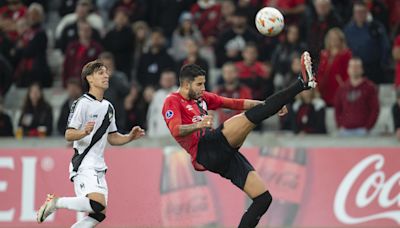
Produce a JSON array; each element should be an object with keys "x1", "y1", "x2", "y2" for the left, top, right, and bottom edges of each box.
[
  {"x1": 334, "y1": 79, "x2": 379, "y2": 130},
  {"x1": 62, "y1": 40, "x2": 103, "y2": 87},
  {"x1": 163, "y1": 91, "x2": 244, "y2": 170},
  {"x1": 317, "y1": 48, "x2": 352, "y2": 106},
  {"x1": 191, "y1": 3, "x2": 221, "y2": 38},
  {"x1": 394, "y1": 35, "x2": 400, "y2": 88},
  {"x1": 0, "y1": 4, "x2": 27, "y2": 41}
]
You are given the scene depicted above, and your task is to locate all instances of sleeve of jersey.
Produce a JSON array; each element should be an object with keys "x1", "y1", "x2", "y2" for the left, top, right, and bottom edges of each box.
[
  {"x1": 162, "y1": 96, "x2": 182, "y2": 137},
  {"x1": 203, "y1": 91, "x2": 245, "y2": 110},
  {"x1": 67, "y1": 100, "x2": 84, "y2": 130},
  {"x1": 108, "y1": 105, "x2": 118, "y2": 134}
]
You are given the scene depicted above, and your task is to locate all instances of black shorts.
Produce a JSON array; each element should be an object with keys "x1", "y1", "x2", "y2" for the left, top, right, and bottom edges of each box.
[{"x1": 196, "y1": 124, "x2": 255, "y2": 190}]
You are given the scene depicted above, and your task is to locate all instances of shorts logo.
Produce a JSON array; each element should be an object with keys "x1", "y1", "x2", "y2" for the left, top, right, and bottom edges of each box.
[
  {"x1": 165, "y1": 110, "x2": 174, "y2": 119},
  {"x1": 80, "y1": 183, "x2": 85, "y2": 189}
]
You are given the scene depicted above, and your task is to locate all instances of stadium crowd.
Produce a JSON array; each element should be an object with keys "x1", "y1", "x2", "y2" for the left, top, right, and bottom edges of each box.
[{"x1": 0, "y1": 0, "x2": 399, "y2": 140}]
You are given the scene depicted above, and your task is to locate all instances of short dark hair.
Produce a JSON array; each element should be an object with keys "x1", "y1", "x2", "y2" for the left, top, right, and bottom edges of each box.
[
  {"x1": 179, "y1": 64, "x2": 206, "y2": 84},
  {"x1": 81, "y1": 60, "x2": 105, "y2": 91}
]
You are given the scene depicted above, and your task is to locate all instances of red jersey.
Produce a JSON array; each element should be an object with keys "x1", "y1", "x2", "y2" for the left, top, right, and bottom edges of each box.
[
  {"x1": 394, "y1": 35, "x2": 400, "y2": 88},
  {"x1": 163, "y1": 91, "x2": 244, "y2": 170}
]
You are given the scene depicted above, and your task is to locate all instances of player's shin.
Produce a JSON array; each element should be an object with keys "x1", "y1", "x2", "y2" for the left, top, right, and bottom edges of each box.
[
  {"x1": 71, "y1": 214, "x2": 102, "y2": 228},
  {"x1": 244, "y1": 80, "x2": 304, "y2": 124},
  {"x1": 238, "y1": 191, "x2": 273, "y2": 228}
]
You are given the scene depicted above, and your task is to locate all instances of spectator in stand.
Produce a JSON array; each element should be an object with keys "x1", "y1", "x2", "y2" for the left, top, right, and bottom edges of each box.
[
  {"x1": 13, "y1": 3, "x2": 52, "y2": 88},
  {"x1": 136, "y1": 28, "x2": 175, "y2": 88},
  {"x1": 344, "y1": 0, "x2": 390, "y2": 84},
  {"x1": 317, "y1": 27, "x2": 352, "y2": 106},
  {"x1": 271, "y1": 24, "x2": 306, "y2": 83},
  {"x1": 99, "y1": 52, "x2": 130, "y2": 130},
  {"x1": 290, "y1": 89, "x2": 326, "y2": 134},
  {"x1": 56, "y1": 78, "x2": 82, "y2": 135},
  {"x1": 58, "y1": 0, "x2": 80, "y2": 17},
  {"x1": 235, "y1": 42, "x2": 272, "y2": 100},
  {"x1": 364, "y1": 0, "x2": 390, "y2": 33},
  {"x1": 275, "y1": 54, "x2": 302, "y2": 91},
  {"x1": 56, "y1": 0, "x2": 102, "y2": 53},
  {"x1": 392, "y1": 88, "x2": 400, "y2": 141},
  {"x1": 179, "y1": 38, "x2": 209, "y2": 88},
  {"x1": 235, "y1": 0, "x2": 258, "y2": 29},
  {"x1": 191, "y1": 0, "x2": 221, "y2": 46},
  {"x1": 334, "y1": 57, "x2": 379, "y2": 136},
  {"x1": 62, "y1": 20, "x2": 102, "y2": 87},
  {"x1": 214, "y1": 62, "x2": 252, "y2": 124},
  {"x1": 169, "y1": 11, "x2": 203, "y2": 62},
  {"x1": 146, "y1": 0, "x2": 192, "y2": 38},
  {"x1": 103, "y1": 7, "x2": 134, "y2": 78},
  {"x1": 393, "y1": 33, "x2": 400, "y2": 88},
  {"x1": 131, "y1": 20, "x2": 150, "y2": 80},
  {"x1": 109, "y1": 0, "x2": 145, "y2": 23},
  {"x1": 305, "y1": 0, "x2": 343, "y2": 63},
  {"x1": 262, "y1": 0, "x2": 306, "y2": 25},
  {"x1": 124, "y1": 83, "x2": 154, "y2": 132},
  {"x1": 215, "y1": 9, "x2": 260, "y2": 67},
  {"x1": 0, "y1": 95, "x2": 13, "y2": 137},
  {"x1": 0, "y1": 0, "x2": 27, "y2": 42},
  {"x1": 147, "y1": 70, "x2": 178, "y2": 138},
  {"x1": 384, "y1": 0, "x2": 400, "y2": 37},
  {"x1": 217, "y1": 0, "x2": 236, "y2": 35},
  {"x1": 18, "y1": 82, "x2": 53, "y2": 137},
  {"x1": 0, "y1": 54, "x2": 13, "y2": 96}
]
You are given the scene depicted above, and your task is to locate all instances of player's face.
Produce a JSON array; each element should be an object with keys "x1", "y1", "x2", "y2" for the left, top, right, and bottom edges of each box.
[
  {"x1": 188, "y1": 76, "x2": 206, "y2": 100},
  {"x1": 88, "y1": 66, "x2": 110, "y2": 90}
]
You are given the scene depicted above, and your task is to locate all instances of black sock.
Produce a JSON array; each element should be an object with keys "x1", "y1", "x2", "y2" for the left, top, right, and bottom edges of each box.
[
  {"x1": 239, "y1": 191, "x2": 273, "y2": 228},
  {"x1": 244, "y1": 79, "x2": 304, "y2": 125}
]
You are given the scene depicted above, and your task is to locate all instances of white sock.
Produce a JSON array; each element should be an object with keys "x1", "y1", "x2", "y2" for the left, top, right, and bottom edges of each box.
[
  {"x1": 71, "y1": 215, "x2": 99, "y2": 228},
  {"x1": 56, "y1": 197, "x2": 93, "y2": 213}
]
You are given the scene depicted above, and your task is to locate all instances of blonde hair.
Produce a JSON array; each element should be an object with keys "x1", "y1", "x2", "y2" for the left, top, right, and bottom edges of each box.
[{"x1": 324, "y1": 27, "x2": 347, "y2": 51}]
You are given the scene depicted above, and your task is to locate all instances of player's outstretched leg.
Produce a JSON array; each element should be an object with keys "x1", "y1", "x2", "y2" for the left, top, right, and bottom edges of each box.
[
  {"x1": 222, "y1": 51, "x2": 316, "y2": 148},
  {"x1": 37, "y1": 192, "x2": 106, "y2": 226}
]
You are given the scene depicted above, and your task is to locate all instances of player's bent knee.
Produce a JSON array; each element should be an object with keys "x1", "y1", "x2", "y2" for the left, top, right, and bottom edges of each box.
[
  {"x1": 253, "y1": 191, "x2": 273, "y2": 213},
  {"x1": 89, "y1": 199, "x2": 105, "y2": 213},
  {"x1": 88, "y1": 212, "x2": 106, "y2": 223}
]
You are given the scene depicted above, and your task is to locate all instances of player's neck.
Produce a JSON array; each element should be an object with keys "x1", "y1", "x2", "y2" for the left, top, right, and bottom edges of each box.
[
  {"x1": 88, "y1": 88, "x2": 104, "y2": 101},
  {"x1": 178, "y1": 88, "x2": 190, "y2": 100}
]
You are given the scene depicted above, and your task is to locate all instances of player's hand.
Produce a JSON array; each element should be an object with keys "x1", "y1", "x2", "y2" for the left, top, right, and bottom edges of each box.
[
  {"x1": 278, "y1": 105, "x2": 288, "y2": 117},
  {"x1": 129, "y1": 126, "x2": 145, "y2": 140},
  {"x1": 83, "y1": 122, "x2": 95, "y2": 135},
  {"x1": 198, "y1": 115, "x2": 213, "y2": 128}
]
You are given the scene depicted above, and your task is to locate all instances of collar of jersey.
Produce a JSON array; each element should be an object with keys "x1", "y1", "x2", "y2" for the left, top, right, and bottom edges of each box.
[{"x1": 85, "y1": 93, "x2": 103, "y2": 102}]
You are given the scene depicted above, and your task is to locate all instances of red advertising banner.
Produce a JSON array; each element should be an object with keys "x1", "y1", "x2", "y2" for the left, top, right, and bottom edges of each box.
[{"x1": 0, "y1": 147, "x2": 399, "y2": 227}]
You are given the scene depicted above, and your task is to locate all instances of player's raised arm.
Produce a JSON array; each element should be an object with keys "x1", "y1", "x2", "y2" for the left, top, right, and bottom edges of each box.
[{"x1": 107, "y1": 126, "x2": 145, "y2": 145}]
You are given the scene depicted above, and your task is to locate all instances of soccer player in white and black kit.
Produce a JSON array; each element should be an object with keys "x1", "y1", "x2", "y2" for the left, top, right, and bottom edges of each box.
[{"x1": 36, "y1": 60, "x2": 145, "y2": 227}]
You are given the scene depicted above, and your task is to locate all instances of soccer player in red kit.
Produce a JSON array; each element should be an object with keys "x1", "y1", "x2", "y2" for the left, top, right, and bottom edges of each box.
[{"x1": 163, "y1": 52, "x2": 316, "y2": 228}]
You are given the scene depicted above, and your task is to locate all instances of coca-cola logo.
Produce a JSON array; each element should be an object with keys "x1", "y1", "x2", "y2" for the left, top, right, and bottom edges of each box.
[{"x1": 334, "y1": 154, "x2": 400, "y2": 225}]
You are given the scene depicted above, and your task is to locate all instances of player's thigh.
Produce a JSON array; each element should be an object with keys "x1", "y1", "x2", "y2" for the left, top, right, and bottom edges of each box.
[
  {"x1": 221, "y1": 113, "x2": 255, "y2": 147},
  {"x1": 74, "y1": 170, "x2": 108, "y2": 211},
  {"x1": 243, "y1": 171, "x2": 267, "y2": 199}
]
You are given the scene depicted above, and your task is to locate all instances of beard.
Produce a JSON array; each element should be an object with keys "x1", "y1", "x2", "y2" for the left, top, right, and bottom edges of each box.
[{"x1": 188, "y1": 88, "x2": 198, "y2": 100}]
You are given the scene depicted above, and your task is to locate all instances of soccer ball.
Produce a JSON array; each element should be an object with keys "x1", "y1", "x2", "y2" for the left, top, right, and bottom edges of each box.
[{"x1": 255, "y1": 7, "x2": 284, "y2": 36}]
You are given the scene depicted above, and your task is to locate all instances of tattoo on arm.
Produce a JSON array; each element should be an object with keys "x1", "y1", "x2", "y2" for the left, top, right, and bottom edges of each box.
[{"x1": 179, "y1": 123, "x2": 200, "y2": 136}]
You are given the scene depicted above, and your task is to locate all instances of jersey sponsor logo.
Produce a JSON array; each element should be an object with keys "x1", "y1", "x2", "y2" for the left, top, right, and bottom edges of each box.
[
  {"x1": 165, "y1": 110, "x2": 174, "y2": 119},
  {"x1": 186, "y1": 105, "x2": 193, "y2": 111}
]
